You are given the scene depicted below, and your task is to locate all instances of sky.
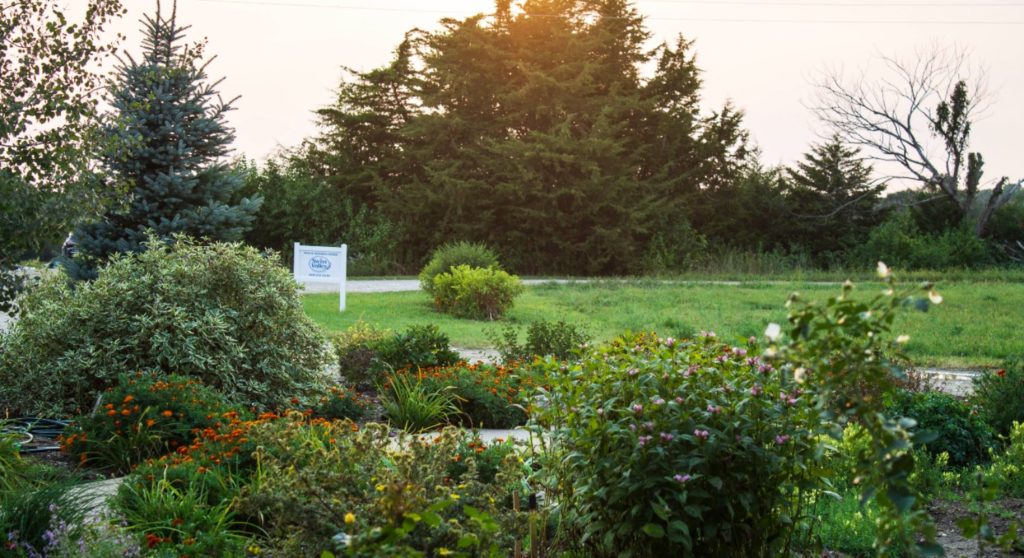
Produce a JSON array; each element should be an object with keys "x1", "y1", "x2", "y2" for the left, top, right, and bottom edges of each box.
[{"x1": 81, "y1": 0, "x2": 1023, "y2": 184}]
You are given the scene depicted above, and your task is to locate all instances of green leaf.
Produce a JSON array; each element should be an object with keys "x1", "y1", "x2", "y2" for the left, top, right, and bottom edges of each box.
[{"x1": 641, "y1": 523, "x2": 665, "y2": 538}]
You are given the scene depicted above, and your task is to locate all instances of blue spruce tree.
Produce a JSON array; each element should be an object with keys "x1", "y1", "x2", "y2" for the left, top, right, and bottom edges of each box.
[{"x1": 70, "y1": 0, "x2": 260, "y2": 279}]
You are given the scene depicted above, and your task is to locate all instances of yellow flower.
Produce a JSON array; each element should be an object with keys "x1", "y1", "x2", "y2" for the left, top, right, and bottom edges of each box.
[
  {"x1": 344, "y1": 512, "x2": 356, "y2": 525},
  {"x1": 438, "y1": 549, "x2": 453, "y2": 556},
  {"x1": 449, "y1": 493, "x2": 460, "y2": 500},
  {"x1": 375, "y1": 484, "x2": 386, "y2": 492}
]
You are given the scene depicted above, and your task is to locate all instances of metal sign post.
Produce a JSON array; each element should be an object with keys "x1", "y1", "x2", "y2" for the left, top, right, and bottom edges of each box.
[{"x1": 293, "y1": 243, "x2": 347, "y2": 311}]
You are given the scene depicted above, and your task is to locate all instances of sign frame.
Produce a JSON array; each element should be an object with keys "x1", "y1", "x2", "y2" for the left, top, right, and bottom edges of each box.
[{"x1": 293, "y1": 243, "x2": 347, "y2": 311}]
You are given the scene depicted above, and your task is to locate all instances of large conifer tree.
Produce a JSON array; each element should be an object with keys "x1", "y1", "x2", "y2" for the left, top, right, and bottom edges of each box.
[{"x1": 70, "y1": 0, "x2": 259, "y2": 279}]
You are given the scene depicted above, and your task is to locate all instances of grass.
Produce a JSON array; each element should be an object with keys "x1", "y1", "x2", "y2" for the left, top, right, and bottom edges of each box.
[{"x1": 304, "y1": 278, "x2": 1024, "y2": 368}]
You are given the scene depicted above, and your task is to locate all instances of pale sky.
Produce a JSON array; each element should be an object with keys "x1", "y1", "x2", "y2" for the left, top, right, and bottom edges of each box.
[{"x1": 87, "y1": 0, "x2": 1023, "y2": 183}]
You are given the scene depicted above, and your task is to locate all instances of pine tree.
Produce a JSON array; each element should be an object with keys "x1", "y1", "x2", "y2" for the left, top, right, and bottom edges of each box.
[
  {"x1": 786, "y1": 136, "x2": 884, "y2": 261},
  {"x1": 70, "y1": 0, "x2": 260, "y2": 279}
]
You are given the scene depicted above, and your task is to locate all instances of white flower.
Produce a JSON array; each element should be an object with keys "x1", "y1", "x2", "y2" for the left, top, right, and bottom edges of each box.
[
  {"x1": 896, "y1": 335, "x2": 910, "y2": 344},
  {"x1": 765, "y1": 323, "x2": 782, "y2": 342},
  {"x1": 794, "y1": 367, "x2": 806, "y2": 383},
  {"x1": 928, "y1": 290, "x2": 943, "y2": 304},
  {"x1": 876, "y1": 261, "x2": 890, "y2": 278}
]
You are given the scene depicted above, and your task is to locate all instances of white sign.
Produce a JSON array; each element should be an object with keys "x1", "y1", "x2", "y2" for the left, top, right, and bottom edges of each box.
[{"x1": 294, "y1": 243, "x2": 347, "y2": 311}]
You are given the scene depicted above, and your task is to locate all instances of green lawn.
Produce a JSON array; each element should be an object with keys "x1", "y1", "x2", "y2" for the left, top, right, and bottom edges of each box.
[{"x1": 304, "y1": 279, "x2": 1024, "y2": 369}]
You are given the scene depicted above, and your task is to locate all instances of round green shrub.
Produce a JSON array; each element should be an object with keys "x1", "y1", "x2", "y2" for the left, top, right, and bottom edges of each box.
[
  {"x1": 330, "y1": 321, "x2": 391, "y2": 388},
  {"x1": 418, "y1": 241, "x2": 499, "y2": 295},
  {"x1": 888, "y1": 389, "x2": 995, "y2": 467},
  {"x1": 531, "y1": 332, "x2": 823, "y2": 556},
  {"x1": 432, "y1": 265, "x2": 523, "y2": 320},
  {"x1": 972, "y1": 360, "x2": 1024, "y2": 437},
  {"x1": 0, "y1": 237, "x2": 332, "y2": 416}
]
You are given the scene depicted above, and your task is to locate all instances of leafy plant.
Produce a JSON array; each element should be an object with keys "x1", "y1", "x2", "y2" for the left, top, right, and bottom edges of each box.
[
  {"x1": 61, "y1": 372, "x2": 234, "y2": 474},
  {"x1": 382, "y1": 374, "x2": 461, "y2": 432},
  {"x1": 432, "y1": 265, "x2": 523, "y2": 320},
  {"x1": 114, "y1": 467, "x2": 249, "y2": 557},
  {"x1": 418, "y1": 241, "x2": 500, "y2": 296},
  {"x1": 489, "y1": 319, "x2": 590, "y2": 363},
  {"x1": 988, "y1": 421, "x2": 1024, "y2": 498},
  {"x1": 396, "y1": 363, "x2": 529, "y2": 429},
  {"x1": 972, "y1": 359, "x2": 1024, "y2": 437},
  {"x1": 528, "y1": 266, "x2": 946, "y2": 557},
  {"x1": 370, "y1": 324, "x2": 460, "y2": 374},
  {"x1": 310, "y1": 386, "x2": 371, "y2": 422},
  {"x1": 888, "y1": 390, "x2": 995, "y2": 467},
  {"x1": 0, "y1": 237, "x2": 332, "y2": 416},
  {"x1": 330, "y1": 321, "x2": 391, "y2": 388},
  {"x1": 0, "y1": 459, "x2": 91, "y2": 557}
]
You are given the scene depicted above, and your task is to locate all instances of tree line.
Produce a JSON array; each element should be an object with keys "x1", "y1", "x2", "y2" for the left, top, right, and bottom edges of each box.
[{"x1": 2, "y1": 0, "x2": 1022, "y2": 299}]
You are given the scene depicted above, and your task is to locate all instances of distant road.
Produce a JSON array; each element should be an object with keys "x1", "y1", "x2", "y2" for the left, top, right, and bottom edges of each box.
[{"x1": 301, "y1": 278, "x2": 584, "y2": 294}]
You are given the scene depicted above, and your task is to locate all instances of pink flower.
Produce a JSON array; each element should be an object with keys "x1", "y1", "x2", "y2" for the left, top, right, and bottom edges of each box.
[
  {"x1": 652, "y1": 397, "x2": 665, "y2": 406},
  {"x1": 660, "y1": 432, "x2": 674, "y2": 442},
  {"x1": 750, "y1": 385, "x2": 762, "y2": 396},
  {"x1": 632, "y1": 404, "x2": 644, "y2": 414},
  {"x1": 674, "y1": 396, "x2": 684, "y2": 405},
  {"x1": 707, "y1": 404, "x2": 721, "y2": 414},
  {"x1": 674, "y1": 474, "x2": 691, "y2": 483},
  {"x1": 664, "y1": 337, "x2": 676, "y2": 347},
  {"x1": 694, "y1": 429, "x2": 710, "y2": 440},
  {"x1": 775, "y1": 435, "x2": 790, "y2": 445},
  {"x1": 638, "y1": 435, "x2": 653, "y2": 447}
]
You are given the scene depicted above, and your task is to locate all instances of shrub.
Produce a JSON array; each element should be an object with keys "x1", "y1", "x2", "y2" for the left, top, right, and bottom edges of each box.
[
  {"x1": 0, "y1": 237, "x2": 332, "y2": 416},
  {"x1": 330, "y1": 321, "x2": 391, "y2": 388},
  {"x1": 888, "y1": 390, "x2": 996, "y2": 467},
  {"x1": 490, "y1": 319, "x2": 590, "y2": 363},
  {"x1": 370, "y1": 324, "x2": 460, "y2": 373},
  {"x1": 972, "y1": 360, "x2": 1024, "y2": 437},
  {"x1": 418, "y1": 241, "x2": 499, "y2": 295},
  {"x1": 61, "y1": 372, "x2": 234, "y2": 474},
  {"x1": 856, "y1": 211, "x2": 994, "y2": 269},
  {"x1": 530, "y1": 271, "x2": 945, "y2": 557},
  {"x1": 393, "y1": 363, "x2": 529, "y2": 429},
  {"x1": 433, "y1": 265, "x2": 523, "y2": 320},
  {"x1": 530, "y1": 332, "x2": 824, "y2": 556}
]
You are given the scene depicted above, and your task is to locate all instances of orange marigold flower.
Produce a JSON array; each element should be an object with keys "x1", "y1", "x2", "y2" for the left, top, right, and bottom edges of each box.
[
  {"x1": 146, "y1": 419, "x2": 156, "y2": 427},
  {"x1": 161, "y1": 410, "x2": 174, "y2": 417},
  {"x1": 121, "y1": 408, "x2": 132, "y2": 416},
  {"x1": 107, "y1": 410, "x2": 117, "y2": 416},
  {"x1": 123, "y1": 395, "x2": 134, "y2": 404}
]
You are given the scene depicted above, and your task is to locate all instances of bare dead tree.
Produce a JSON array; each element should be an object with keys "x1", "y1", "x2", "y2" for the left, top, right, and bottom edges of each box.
[{"x1": 812, "y1": 46, "x2": 1020, "y2": 236}]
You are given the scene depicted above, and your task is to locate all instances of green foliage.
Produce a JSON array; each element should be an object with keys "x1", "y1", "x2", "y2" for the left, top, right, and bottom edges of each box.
[
  {"x1": 235, "y1": 158, "x2": 401, "y2": 275},
  {"x1": 419, "y1": 241, "x2": 500, "y2": 295},
  {"x1": 988, "y1": 422, "x2": 1024, "y2": 498},
  {"x1": 0, "y1": 0, "x2": 124, "y2": 310},
  {"x1": 888, "y1": 390, "x2": 995, "y2": 467},
  {"x1": 306, "y1": 5, "x2": 748, "y2": 275},
  {"x1": 972, "y1": 360, "x2": 1024, "y2": 437},
  {"x1": 785, "y1": 137, "x2": 886, "y2": 263},
  {"x1": 392, "y1": 363, "x2": 528, "y2": 429},
  {"x1": 810, "y1": 493, "x2": 891, "y2": 557},
  {"x1": 311, "y1": 386, "x2": 370, "y2": 422},
  {"x1": 382, "y1": 374, "x2": 461, "y2": 432},
  {"x1": 530, "y1": 332, "x2": 824, "y2": 557},
  {"x1": 70, "y1": 4, "x2": 260, "y2": 279},
  {"x1": 115, "y1": 466, "x2": 249, "y2": 556},
  {"x1": 0, "y1": 238, "x2": 332, "y2": 416},
  {"x1": 370, "y1": 324, "x2": 460, "y2": 373},
  {"x1": 0, "y1": 452, "x2": 91, "y2": 557},
  {"x1": 858, "y1": 211, "x2": 994, "y2": 269},
  {"x1": 489, "y1": 319, "x2": 591, "y2": 363},
  {"x1": 433, "y1": 265, "x2": 523, "y2": 320},
  {"x1": 61, "y1": 372, "x2": 233, "y2": 474},
  {"x1": 330, "y1": 321, "x2": 391, "y2": 388}
]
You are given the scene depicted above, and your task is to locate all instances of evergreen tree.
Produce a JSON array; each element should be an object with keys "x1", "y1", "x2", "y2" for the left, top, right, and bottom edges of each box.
[
  {"x1": 785, "y1": 136, "x2": 884, "y2": 262},
  {"x1": 70, "y1": 0, "x2": 260, "y2": 279},
  {"x1": 307, "y1": 0, "x2": 748, "y2": 275}
]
